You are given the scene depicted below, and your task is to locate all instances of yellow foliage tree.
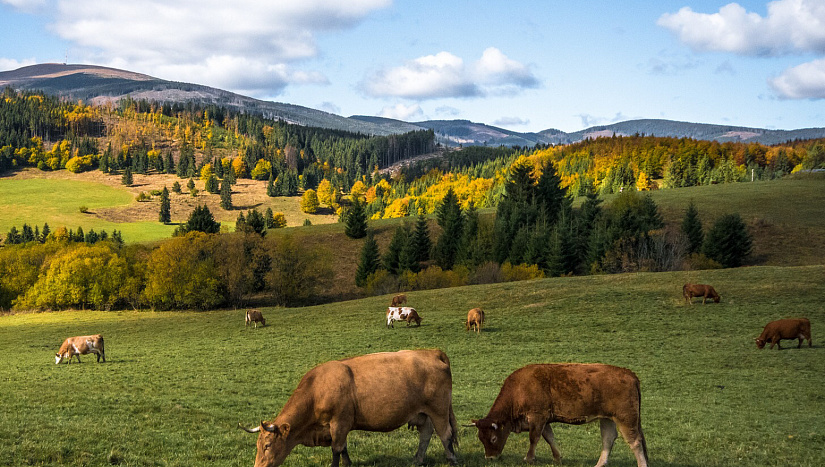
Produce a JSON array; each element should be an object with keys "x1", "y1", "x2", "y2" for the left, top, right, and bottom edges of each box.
[
  {"x1": 350, "y1": 180, "x2": 367, "y2": 201},
  {"x1": 200, "y1": 163, "x2": 214, "y2": 182},
  {"x1": 636, "y1": 171, "x2": 651, "y2": 191},
  {"x1": 272, "y1": 212, "x2": 287, "y2": 228},
  {"x1": 231, "y1": 157, "x2": 248, "y2": 178},
  {"x1": 300, "y1": 189, "x2": 320, "y2": 214},
  {"x1": 316, "y1": 179, "x2": 338, "y2": 207}
]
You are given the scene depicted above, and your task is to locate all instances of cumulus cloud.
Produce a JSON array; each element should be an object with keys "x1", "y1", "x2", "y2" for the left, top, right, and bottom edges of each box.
[
  {"x1": 44, "y1": 0, "x2": 390, "y2": 96},
  {"x1": 378, "y1": 103, "x2": 423, "y2": 121},
  {"x1": 659, "y1": 0, "x2": 825, "y2": 100},
  {"x1": 363, "y1": 47, "x2": 539, "y2": 99},
  {"x1": 577, "y1": 112, "x2": 630, "y2": 128},
  {"x1": 318, "y1": 101, "x2": 341, "y2": 115},
  {"x1": 1, "y1": 0, "x2": 46, "y2": 11},
  {"x1": 770, "y1": 58, "x2": 825, "y2": 99},
  {"x1": 658, "y1": 0, "x2": 825, "y2": 56},
  {"x1": 494, "y1": 116, "x2": 530, "y2": 127},
  {"x1": 435, "y1": 105, "x2": 460, "y2": 117},
  {"x1": 0, "y1": 57, "x2": 36, "y2": 71}
]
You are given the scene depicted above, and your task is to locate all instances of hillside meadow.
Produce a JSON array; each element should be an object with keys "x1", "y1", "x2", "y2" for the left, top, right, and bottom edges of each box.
[{"x1": 1, "y1": 264, "x2": 823, "y2": 466}]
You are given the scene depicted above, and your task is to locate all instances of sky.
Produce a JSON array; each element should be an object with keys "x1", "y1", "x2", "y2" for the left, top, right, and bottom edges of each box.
[{"x1": 1, "y1": 0, "x2": 824, "y2": 133}]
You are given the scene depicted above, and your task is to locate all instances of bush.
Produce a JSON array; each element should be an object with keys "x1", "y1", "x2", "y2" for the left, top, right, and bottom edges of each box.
[
  {"x1": 469, "y1": 261, "x2": 504, "y2": 285},
  {"x1": 150, "y1": 189, "x2": 163, "y2": 196},
  {"x1": 500, "y1": 262, "x2": 545, "y2": 282},
  {"x1": 684, "y1": 253, "x2": 723, "y2": 271},
  {"x1": 364, "y1": 270, "x2": 400, "y2": 296},
  {"x1": 78, "y1": 205, "x2": 89, "y2": 213},
  {"x1": 135, "y1": 192, "x2": 151, "y2": 202}
]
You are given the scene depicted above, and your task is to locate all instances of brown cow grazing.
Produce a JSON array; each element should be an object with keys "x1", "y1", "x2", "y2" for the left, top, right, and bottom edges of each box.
[
  {"x1": 470, "y1": 363, "x2": 648, "y2": 467},
  {"x1": 246, "y1": 309, "x2": 266, "y2": 328},
  {"x1": 239, "y1": 349, "x2": 458, "y2": 467},
  {"x1": 683, "y1": 283, "x2": 720, "y2": 304},
  {"x1": 466, "y1": 308, "x2": 485, "y2": 333},
  {"x1": 756, "y1": 318, "x2": 812, "y2": 350},
  {"x1": 391, "y1": 293, "x2": 407, "y2": 306},
  {"x1": 55, "y1": 335, "x2": 105, "y2": 364}
]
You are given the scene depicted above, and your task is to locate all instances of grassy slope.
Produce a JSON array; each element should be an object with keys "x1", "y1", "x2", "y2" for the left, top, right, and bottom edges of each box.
[{"x1": 1, "y1": 265, "x2": 823, "y2": 466}]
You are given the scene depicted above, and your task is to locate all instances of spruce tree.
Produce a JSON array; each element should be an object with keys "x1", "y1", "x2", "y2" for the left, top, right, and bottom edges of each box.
[
  {"x1": 159, "y1": 186, "x2": 171, "y2": 223},
  {"x1": 411, "y1": 212, "x2": 432, "y2": 263},
  {"x1": 183, "y1": 205, "x2": 221, "y2": 234},
  {"x1": 187, "y1": 178, "x2": 195, "y2": 192},
  {"x1": 433, "y1": 188, "x2": 464, "y2": 270},
  {"x1": 704, "y1": 213, "x2": 752, "y2": 268},
  {"x1": 267, "y1": 173, "x2": 276, "y2": 197},
  {"x1": 681, "y1": 200, "x2": 704, "y2": 254},
  {"x1": 265, "y1": 207, "x2": 276, "y2": 228},
  {"x1": 41, "y1": 223, "x2": 50, "y2": 241},
  {"x1": 164, "y1": 151, "x2": 175, "y2": 174},
  {"x1": 205, "y1": 174, "x2": 219, "y2": 194},
  {"x1": 383, "y1": 226, "x2": 409, "y2": 275},
  {"x1": 355, "y1": 231, "x2": 381, "y2": 287},
  {"x1": 220, "y1": 179, "x2": 232, "y2": 210},
  {"x1": 121, "y1": 167, "x2": 133, "y2": 186},
  {"x1": 172, "y1": 181, "x2": 182, "y2": 194},
  {"x1": 345, "y1": 198, "x2": 368, "y2": 239}
]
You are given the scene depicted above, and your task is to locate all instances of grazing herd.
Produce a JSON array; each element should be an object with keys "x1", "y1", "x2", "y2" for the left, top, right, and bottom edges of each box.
[{"x1": 53, "y1": 281, "x2": 814, "y2": 467}]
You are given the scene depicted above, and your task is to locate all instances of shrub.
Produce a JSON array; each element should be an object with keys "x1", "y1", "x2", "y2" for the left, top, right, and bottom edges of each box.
[
  {"x1": 364, "y1": 269, "x2": 400, "y2": 296},
  {"x1": 78, "y1": 205, "x2": 89, "y2": 213},
  {"x1": 150, "y1": 189, "x2": 163, "y2": 196},
  {"x1": 135, "y1": 192, "x2": 151, "y2": 202},
  {"x1": 500, "y1": 262, "x2": 545, "y2": 282}
]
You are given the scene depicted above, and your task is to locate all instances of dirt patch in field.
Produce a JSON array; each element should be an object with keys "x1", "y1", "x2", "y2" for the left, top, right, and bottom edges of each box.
[{"x1": 6, "y1": 168, "x2": 338, "y2": 227}]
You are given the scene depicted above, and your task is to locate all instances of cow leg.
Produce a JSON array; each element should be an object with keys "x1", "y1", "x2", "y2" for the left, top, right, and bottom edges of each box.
[
  {"x1": 426, "y1": 411, "x2": 458, "y2": 465},
  {"x1": 595, "y1": 418, "x2": 618, "y2": 467},
  {"x1": 616, "y1": 420, "x2": 648, "y2": 467},
  {"x1": 413, "y1": 416, "x2": 434, "y2": 465},
  {"x1": 524, "y1": 414, "x2": 547, "y2": 463},
  {"x1": 329, "y1": 424, "x2": 350, "y2": 467},
  {"x1": 541, "y1": 424, "x2": 561, "y2": 463}
]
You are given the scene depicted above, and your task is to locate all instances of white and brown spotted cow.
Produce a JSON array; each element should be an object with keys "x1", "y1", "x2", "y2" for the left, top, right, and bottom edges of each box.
[
  {"x1": 386, "y1": 307, "x2": 422, "y2": 328},
  {"x1": 55, "y1": 334, "x2": 105, "y2": 364}
]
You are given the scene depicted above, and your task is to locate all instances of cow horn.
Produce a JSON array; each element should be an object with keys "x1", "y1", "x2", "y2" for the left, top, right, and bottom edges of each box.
[
  {"x1": 238, "y1": 422, "x2": 261, "y2": 433},
  {"x1": 462, "y1": 422, "x2": 477, "y2": 427},
  {"x1": 263, "y1": 421, "x2": 278, "y2": 433}
]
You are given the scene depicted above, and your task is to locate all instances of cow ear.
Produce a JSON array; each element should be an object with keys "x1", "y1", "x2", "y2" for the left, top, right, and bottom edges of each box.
[{"x1": 279, "y1": 423, "x2": 290, "y2": 438}]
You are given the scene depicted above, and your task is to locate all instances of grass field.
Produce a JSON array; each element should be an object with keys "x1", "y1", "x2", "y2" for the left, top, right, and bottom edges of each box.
[{"x1": 1, "y1": 264, "x2": 823, "y2": 466}]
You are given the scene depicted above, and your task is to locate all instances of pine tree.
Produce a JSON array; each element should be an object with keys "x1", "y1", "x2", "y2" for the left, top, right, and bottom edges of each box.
[
  {"x1": 219, "y1": 179, "x2": 232, "y2": 210},
  {"x1": 704, "y1": 213, "x2": 752, "y2": 268},
  {"x1": 681, "y1": 200, "x2": 704, "y2": 254},
  {"x1": 121, "y1": 167, "x2": 133, "y2": 186},
  {"x1": 182, "y1": 205, "x2": 221, "y2": 234},
  {"x1": 535, "y1": 161, "x2": 569, "y2": 223},
  {"x1": 355, "y1": 231, "x2": 381, "y2": 287},
  {"x1": 187, "y1": 178, "x2": 195, "y2": 192},
  {"x1": 164, "y1": 151, "x2": 175, "y2": 174},
  {"x1": 265, "y1": 207, "x2": 276, "y2": 228},
  {"x1": 159, "y1": 186, "x2": 171, "y2": 223},
  {"x1": 172, "y1": 181, "x2": 182, "y2": 194},
  {"x1": 267, "y1": 173, "x2": 276, "y2": 197},
  {"x1": 345, "y1": 198, "x2": 368, "y2": 239},
  {"x1": 41, "y1": 223, "x2": 50, "y2": 241}
]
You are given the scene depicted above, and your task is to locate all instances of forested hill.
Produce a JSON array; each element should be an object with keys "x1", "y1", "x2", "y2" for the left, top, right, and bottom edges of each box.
[{"x1": 0, "y1": 64, "x2": 408, "y2": 136}]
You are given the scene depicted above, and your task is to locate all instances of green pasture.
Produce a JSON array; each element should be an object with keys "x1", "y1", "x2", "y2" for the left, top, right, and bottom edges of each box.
[
  {"x1": 0, "y1": 178, "x2": 176, "y2": 243},
  {"x1": 1, "y1": 265, "x2": 823, "y2": 466}
]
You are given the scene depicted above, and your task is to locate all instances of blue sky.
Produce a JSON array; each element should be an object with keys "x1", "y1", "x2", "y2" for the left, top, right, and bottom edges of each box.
[{"x1": 1, "y1": 0, "x2": 823, "y2": 133}]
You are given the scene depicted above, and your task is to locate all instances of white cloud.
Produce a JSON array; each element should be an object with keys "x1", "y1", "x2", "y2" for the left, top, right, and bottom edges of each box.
[
  {"x1": 363, "y1": 48, "x2": 538, "y2": 99},
  {"x1": 378, "y1": 103, "x2": 423, "y2": 121},
  {"x1": 0, "y1": 57, "x2": 36, "y2": 71},
  {"x1": 658, "y1": 0, "x2": 825, "y2": 56},
  {"x1": 45, "y1": 0, "x2": 390, "y2": 96},
  {"x1": 577, "y1": 112, "x2": 630, "y2": 128},
  {"x1": 770, "y1": 58, "x2": 825, "y2": 98},
  {"x1": 1, "y1": 0, "x2": 46, "y2": 11},
  {"x1": 435, "y1": 105, "x2": 460, "y2": 117},
  {"x1": 494, "y1": 116, "x2": 530, "y2": 127}
]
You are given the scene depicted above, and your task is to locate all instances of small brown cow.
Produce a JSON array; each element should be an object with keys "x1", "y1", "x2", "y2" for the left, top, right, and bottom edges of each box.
[
  {"x1": 683, "y1": 283, "x2": 720, "y2": 304},
  {"x1": 246, "y1": 309, "x2": 266, "y2": 328},
  {"x1": 466, "y1": 308, "x2": 485, "y2": 333},
  {"x1": 470, "y1": 363, "x2": 648, "y2": 467},
  {"x1": 391, "y1": 293, "x2": 407, "y2": 306},
  {"x1": 239, "y1": 349, "x2": 458, "y2": 467},
  {"x1": 756, "y1": 318, "x2": 812, "y2": 350},
  {"x1": 55, "y1": 335, "x2": 105, "y2": 364}
]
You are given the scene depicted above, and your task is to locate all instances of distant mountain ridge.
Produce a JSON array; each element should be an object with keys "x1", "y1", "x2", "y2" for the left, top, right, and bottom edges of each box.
[{"x1": 2, "y1": 63, "x2": 824, "y2": 146}]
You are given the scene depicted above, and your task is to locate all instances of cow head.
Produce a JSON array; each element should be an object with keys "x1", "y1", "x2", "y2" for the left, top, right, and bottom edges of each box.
[
  {"x1": 55, "y1": 353, "x2": 64, "y2": 364},
  {"x1": 239, "y1": 421, "x2": 292, "y2": 467},
  {"x1": 712, "y1": 294, "x2": 720, "y2": 303},
  {"x1": 469, "y1": 418, "x2": 509, "y2": 459},
  {"x1": 755, "y1": 338, "x2": 766, "y2": 349},
  {"x1": 260, "y1": 317, "x2": 266, "y2": 326}
]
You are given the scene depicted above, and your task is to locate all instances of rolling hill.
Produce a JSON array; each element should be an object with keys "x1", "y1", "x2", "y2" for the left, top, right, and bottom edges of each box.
[{"x1": 3, "y1": 63, "x2": 825, "y2": 146}]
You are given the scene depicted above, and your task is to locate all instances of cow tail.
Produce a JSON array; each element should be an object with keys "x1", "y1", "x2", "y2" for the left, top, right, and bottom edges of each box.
[{"x1": 636, "y1": 379, "x2": 648, "y2": 463}]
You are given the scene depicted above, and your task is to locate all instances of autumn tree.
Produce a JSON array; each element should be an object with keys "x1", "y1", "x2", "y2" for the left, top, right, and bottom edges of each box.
[
  {"x1": 143, "y1": 232, "x2": 222, "y2": 310},
  {"x1": 317, "y1": 179, "x2": 338, "y2": 207},
  {"x1": 301, "y1": 189, "x2": 319, "y2": 214},
  {"x1": 158, "y1": 186, "x2": 171, "y2": 223},
  {"x1": 267, "y1": 235, "x2": 332, "y2": 306}
]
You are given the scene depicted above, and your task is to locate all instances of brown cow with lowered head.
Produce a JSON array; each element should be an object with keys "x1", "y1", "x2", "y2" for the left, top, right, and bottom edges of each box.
[
  {"x1": 683, "y1": 283, "x2": 720, "y2": 304},
  {"x1": 391, "y1": 293, "x2": 407, "y2": 306},
  {"x1": 756, "y1": 318, "x2": 812, "y2": 350},
  {"x1": 240, "y1": 349, "x2": 458, "y2": 467},
  {"x1": 55, "y1": 334, "x2": 105, "y2": 364},
  {"x1": 245, "y1": 309, "x2": 266, "y2": 328},
  {"x1": 466, "y1": 308, "x2": 485, "y2": 333},
  {"x1": 469, "y1": 363, "x2": 648, "y2": 467}
]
